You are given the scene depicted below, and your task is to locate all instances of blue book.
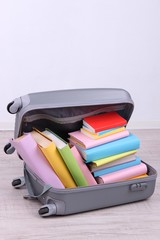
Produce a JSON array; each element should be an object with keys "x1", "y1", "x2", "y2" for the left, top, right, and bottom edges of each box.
[
  {"x1": 80, "y1": 133, "x2": 140, "y2": 163},
  {"x1": 93, "y1": 156, "x2": 141, "y2": 177},
  {"x1": 97, "y1": 127, "x2": 122, "y2": 135}
]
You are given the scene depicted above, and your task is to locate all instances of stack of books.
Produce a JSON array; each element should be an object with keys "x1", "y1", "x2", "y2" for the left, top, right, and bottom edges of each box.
[
  {"x1": 68, "y1": 112, "x2": 148, "y2": 184},
  {"x1": 10, "y1": 111, "x2": 148, "y2": 188}
]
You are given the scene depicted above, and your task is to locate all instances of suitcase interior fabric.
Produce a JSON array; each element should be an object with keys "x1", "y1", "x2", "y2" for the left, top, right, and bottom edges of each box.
[{"x1": 21, "y1": 104, "x2": 130, "y2": 141}]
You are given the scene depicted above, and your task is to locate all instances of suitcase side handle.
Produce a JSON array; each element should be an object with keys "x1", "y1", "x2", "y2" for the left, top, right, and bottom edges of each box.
[{"x1": 23, "y1": 168, "x2": 52, "y2": 200}]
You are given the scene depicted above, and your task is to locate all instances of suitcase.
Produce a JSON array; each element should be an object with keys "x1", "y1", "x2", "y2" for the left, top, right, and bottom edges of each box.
[{"x1": 4, "y1": 88, "x2": 157, "y2": 217}]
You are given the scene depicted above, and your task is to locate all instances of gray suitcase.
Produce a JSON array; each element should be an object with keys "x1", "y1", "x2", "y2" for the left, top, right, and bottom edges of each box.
[{"x1": 4, "y1": 88, "x2": 157, "y2": 217}]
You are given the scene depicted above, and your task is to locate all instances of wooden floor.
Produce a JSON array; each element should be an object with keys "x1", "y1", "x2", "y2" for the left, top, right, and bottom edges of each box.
[{"x1": 0, "y1": 130, "x2": 160, "y2": 240}]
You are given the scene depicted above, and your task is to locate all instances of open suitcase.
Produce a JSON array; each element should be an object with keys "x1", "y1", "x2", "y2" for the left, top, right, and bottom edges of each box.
[{"x1": 4, "y1": 88, "x2": 157, "y2": 217}]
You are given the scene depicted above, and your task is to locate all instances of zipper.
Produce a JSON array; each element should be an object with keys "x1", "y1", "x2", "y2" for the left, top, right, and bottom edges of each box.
[{"x1": 23, "y1": 104, "x2": 125, "y2": 124}]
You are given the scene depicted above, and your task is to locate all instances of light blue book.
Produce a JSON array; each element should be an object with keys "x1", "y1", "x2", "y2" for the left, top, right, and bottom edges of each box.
[
  {"x1": 97, "y1": 127, "x2": 122, "y2": 135},
  {"x1": 93, "y1": 156, "x2": 141, "y2": 177},
  {"x1": 80, "y1": 133, "x2": 140, "y2": 163}
]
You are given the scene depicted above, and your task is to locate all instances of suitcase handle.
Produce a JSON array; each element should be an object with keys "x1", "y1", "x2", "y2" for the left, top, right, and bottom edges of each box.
[
  {"x1": 23, "y1": 168, "x2": 58, "y2": 216},
  {"x1": 23, "y1": 185, "x2": 52, "y2": 200}
]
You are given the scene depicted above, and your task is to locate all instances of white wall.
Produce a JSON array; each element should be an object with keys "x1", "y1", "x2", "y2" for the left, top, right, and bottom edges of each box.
[{"x1": 0, "y1": 0, "x2": 160, "y2": 130}]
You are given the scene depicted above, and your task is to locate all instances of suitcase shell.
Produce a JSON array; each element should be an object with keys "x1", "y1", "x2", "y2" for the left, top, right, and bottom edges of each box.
[{"x1": 5, "y1": 88, "x2": 157, "y2": 217}]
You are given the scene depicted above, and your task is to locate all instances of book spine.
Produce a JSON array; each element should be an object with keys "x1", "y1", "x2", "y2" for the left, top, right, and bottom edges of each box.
[
  {"x1": 96, "y1": 163, "x2": 147, "y2": 184},
  {"x1": 84, "y1": 134, "x2": 140, "y2": 162},
  {"x1": 58, "y1": 145, "x2": 88, "y2": 187},
  {"x1": 71, "y1": 146, "x2": 97, "y2": 185},
  {"x1": 92, "y1": 150, "x2": 137, "y2": 167},
  {"x1": 93, "y1": 157, "x2": 141, "y2": 177}
]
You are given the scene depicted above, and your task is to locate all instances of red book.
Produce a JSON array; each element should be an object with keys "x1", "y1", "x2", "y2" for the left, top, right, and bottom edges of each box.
[{"x1": 83, "y1": 112, "x2": 127, "y2": 133}]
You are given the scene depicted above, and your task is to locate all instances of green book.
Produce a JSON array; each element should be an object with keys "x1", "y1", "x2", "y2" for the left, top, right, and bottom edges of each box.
[{"x1": 43, "y1": 129, "x2": 88, "y2": 187}]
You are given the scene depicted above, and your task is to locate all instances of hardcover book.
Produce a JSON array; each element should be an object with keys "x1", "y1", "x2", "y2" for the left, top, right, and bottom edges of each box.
[
  {"x1": 81, "y1": 126, "x2": 126, "y2": 139},
  {"x1": 89, "y1": 153, "x2": 137, "y2": 172},
  {"x1": 93, "y1": 156, "x2": 141, "y2": 177},
  {"x1": 71, "y1": 146, "x2": 97, "y2": 185},
  {"x1": 10, "y1": 133, "x2": 64, "y2": 189},
  {"x1": 96, "y1": 162, "x2": 147, "y2": 184},
  {"x1": 68, "y1": 129, "x2": 129, "y2": 149},
  {"x1": 91, "y1": 150, "x2": 137, "y2": 167},
  {"x1": 83, "y1": 112, "x2": 127, "y2": 133}
]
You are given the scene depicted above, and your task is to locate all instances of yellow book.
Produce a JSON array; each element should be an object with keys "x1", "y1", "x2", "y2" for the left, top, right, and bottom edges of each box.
[
  {"x1": 81, "y1": 126, "x2": 126, "y2": 139},
  {"x1": 31, "y1": 129, "x2": 76, "y2": 188},
  {"x1": 91, "y1": 150, "x2": 137, "y2": 167},
  {"x1": 130, "y1": 174, "x2": 148, "y2": 179}
]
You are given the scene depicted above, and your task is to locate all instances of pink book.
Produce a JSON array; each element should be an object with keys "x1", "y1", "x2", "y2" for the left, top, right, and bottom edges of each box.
[
  {"x1": 71, "y1": 146, "x2": 97, "y2": 185},
  {"x1": 96, "y1": 162, "x2": 147, "y2": 184},
  {"x1": 68, "y1": 130, "x2": 129, "y2": 149},
  {"x1": 10, "y1": 133, "x2": 64, "y2": 189}
]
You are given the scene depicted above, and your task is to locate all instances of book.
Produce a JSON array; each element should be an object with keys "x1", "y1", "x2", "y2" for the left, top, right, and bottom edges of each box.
[
  {"x1": 30, "y1": 129, "x2": 76, "y2": 188},
  {"x1": 83, "y1": 112, "x2": 127, "y2": 133},
  {"x1": 10, "y1": 133, "x2": 64, "y2": 189},
  {"x1": 79, "y1": 133, "x2": 140, "y2": 163},
  {"x1": 93, "y1": 156, "x2": 141, "y2": 177},
  {"x1": 43, "y1": 129, "x2": 88, "y2": 187},
  {"x1": 91, "y1": 150, "x2": 137, "y2": 167},
  {"x1": 96, "y1": 162, "x2": 148, "y2": 184},
  {"x1": 68, "y1": 129, "x2": 129, "y2": 149},
  {"x1": 89, "y1": 153, "x2": 137, "y2": 172},
  {"x1": 130, "y1": 174, "x2": 148, "y2": 179},
  {"x1": 71, "y1": 146, "x2": 97, "y2": 185},
  {"x1": 81, "y1": 126, "x2": 126, "y2": 139}
]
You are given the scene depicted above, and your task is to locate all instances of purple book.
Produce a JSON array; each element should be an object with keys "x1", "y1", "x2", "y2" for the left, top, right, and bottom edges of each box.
[{"x1": 10, "y1": 133, "x2": 64, "y2": 189}]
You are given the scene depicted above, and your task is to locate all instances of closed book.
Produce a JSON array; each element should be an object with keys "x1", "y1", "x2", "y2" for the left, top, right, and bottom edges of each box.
[
  {"x1": 96, "y1": 162, "x2": 147, "y2": 184},
  {"x1": 131, "y1": 174, "x2": 148, "y2": 179},
  {"x1": 30, "y1": 129, "x2": 76, "y2": 188},
  {"x1": 43, "y1": 129, "x2": 88, "y2": 187},
  {"x1": 83, "y1": 112, "x2": 127, "y2": 133},
  {"x1": 71, "y1": 146, "x2": 97, "y2": 186},
  {"x1": 80, "y1": 133, "x2": 140, "y2": 163},
  {"x1": 91, "y1": 150, "x2": 137, "y2": 167},
  {"x1": 10, "y1": 134, "x2": 64, "y2": 189},
  {"x1": 89, "y1": 153, "x2": 137, "y2": 172},
  {"x1": 81, "y1": 126, "x2": 126, "y2": 139},
  {"x1": 68, "y1": 129, "x2": 129, "y2": 149},
  {"x1": 93, "y1": 156, "x2": 141, "y2": 177}
]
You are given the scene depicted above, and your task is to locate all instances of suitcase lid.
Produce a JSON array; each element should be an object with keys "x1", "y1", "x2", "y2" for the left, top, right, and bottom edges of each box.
[{"x1": 7, "y1": 88, "x2": 134, "y2": 138}]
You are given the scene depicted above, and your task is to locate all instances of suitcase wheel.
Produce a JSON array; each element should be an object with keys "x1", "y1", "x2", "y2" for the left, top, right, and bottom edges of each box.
[
  {"x1": 38, "y1": 204, "x2": 57, "y2": 217},
  {"x1": 4, "y1": 143, "x2": 15, "y2": 154},
  {"x1": 12, "y1": 177, "x2": 25, "y2": 188},
  {"x1": 7, "y1": 98, "x2": 22, "y2": 114},
  {"x1": 7, "y1": 101, "x2": 15, "y2": 114}
]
